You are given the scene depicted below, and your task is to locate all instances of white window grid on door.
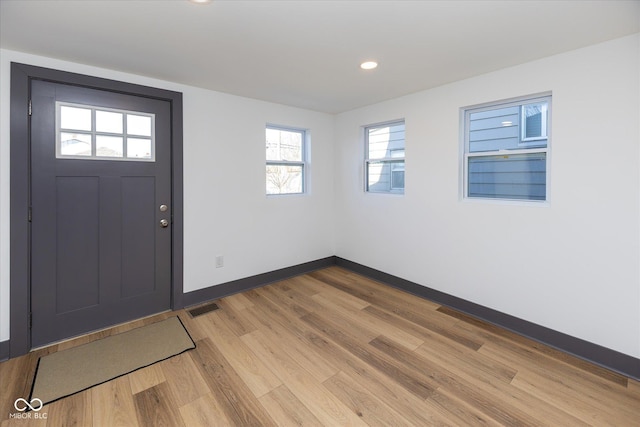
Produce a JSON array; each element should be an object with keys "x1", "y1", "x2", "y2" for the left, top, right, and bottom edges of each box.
[{"x1": 55, "y1": 101, "x2": 156, "y2": 162}]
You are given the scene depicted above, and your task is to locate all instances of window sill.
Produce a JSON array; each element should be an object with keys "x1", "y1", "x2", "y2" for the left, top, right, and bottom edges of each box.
[
  {"x1": 461, "y1": 197, "x2": 549, "y2": 207},
  {"x1": 366, "y1": 191, "x2": 405, "y2": 196},
  {"x1": 266, "y1": 192, "x2": 307, "y2": 198}
]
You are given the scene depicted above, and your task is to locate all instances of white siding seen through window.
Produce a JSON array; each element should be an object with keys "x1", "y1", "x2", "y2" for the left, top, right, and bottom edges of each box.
[{"x1": 463, "y1": 95, "x2": 550, "y2": 201}]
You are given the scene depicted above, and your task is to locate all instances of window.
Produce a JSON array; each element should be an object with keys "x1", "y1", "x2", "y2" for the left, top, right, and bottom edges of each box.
[
  {"x1": 462, "y1": 94, "x2": 550, "y2": 201},
  {"x1": 365, "y1": 121, "x2": 405, "y2": 193},
  {"x1": 266, "y1": 125, "x2": 306, "y2": 195},
  {"x1": 56, "y1": 102, "x2": 154, "y2": 161},
  {"x1": 522, "y1": 102, "x2": 548, "y2": 141}
]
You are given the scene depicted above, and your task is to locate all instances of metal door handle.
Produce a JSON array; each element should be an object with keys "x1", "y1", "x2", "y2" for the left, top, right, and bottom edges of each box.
[{"x1": 160, "y1": 219, "x2": 169, "y2": 228}]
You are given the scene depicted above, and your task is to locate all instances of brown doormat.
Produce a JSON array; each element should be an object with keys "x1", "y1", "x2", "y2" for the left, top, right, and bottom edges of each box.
[{"x1": 30, "y1": 316, "x2": 195, "y2": 406}]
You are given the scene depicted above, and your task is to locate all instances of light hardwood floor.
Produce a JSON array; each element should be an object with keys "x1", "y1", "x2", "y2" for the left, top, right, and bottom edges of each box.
[{"x1": 1, "y1": 266, "x2": 639, "y2": 426}]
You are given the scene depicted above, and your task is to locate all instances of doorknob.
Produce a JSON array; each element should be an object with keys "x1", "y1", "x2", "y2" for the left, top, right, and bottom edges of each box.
[{"x1": 159, "y1": 219, "x2": 169, "y2": 228}]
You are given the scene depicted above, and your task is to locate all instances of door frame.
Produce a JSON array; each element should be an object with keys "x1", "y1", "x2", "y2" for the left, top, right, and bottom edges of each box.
[{"x1": 9, "y1": 62, "x2": 184, "y2": 358}]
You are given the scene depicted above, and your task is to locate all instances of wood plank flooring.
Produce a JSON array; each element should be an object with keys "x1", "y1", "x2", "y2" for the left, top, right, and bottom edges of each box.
[{"x1": 1, "y1": 266, "x2": 639, "y2": 426}]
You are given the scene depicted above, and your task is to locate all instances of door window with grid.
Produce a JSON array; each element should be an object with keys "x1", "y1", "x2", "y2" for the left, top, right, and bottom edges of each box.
[{"x1": 56, "y1": 102, "x2": 155, "y2": 161}]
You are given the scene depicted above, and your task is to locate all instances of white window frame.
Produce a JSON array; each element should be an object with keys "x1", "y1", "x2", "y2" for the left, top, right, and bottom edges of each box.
[
  {"x1": 265, "y1": 124, "x2": 308, "y2": 195},
  {"x1": 461, "y1": 93, "x2": 551, "y2": 203},
  {"x1": 55, "y1": 101, "x2": 156, "y2": 162},
  {"x1": 364, "y1": 119, "x2": 405, "y2": 194}
]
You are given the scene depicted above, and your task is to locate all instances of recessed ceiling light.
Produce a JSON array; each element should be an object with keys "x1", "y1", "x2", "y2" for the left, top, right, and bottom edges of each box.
[
  {"x1": 189, "y1": 0, "x2": 212, "y2": 4},
  {"x1": 360, "y1": 61, "x2": 378, "y2": 70}
]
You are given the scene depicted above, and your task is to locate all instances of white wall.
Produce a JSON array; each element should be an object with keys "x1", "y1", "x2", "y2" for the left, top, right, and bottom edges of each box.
[
  {"x1": 334, "y1": 34, "x2": 640, "y2": 358},
  {"x1": 0, "y1": 49, "x2": 335, "y2": 342},
  {"x1": 181, "y1": 88, "x2": 335, "y2": 292},
  {"x1": 2, "y1": 34, "x2": 639, "y2": 360}
]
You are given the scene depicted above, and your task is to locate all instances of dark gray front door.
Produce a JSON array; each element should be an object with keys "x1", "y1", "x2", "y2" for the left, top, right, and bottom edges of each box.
[{"x1": 30, "y1": 80, "x2": 172, "y2": 347}]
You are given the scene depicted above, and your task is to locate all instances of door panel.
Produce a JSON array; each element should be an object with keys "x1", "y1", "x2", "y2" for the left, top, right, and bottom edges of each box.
[
  {"x1": 55, "y1": 176, "x2": 100, "y2": 313},
  {"x1": 30, "y1": 80, "x2": 172, "y2": 347},
  {"x1": 121, "y1": 176, "x2": 156, "y2": 298}
]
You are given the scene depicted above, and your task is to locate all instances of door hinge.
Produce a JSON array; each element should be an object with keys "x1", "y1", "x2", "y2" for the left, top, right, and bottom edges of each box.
[
  {"x1": 29, "y1": 312, "x2": 33, "y2": 329},
  {"x1": 28, "y1": 207, "x2": 32, "y2": 222},
  {"x1": 28, "y1": 100, "x2": 32, "y2": 116}
]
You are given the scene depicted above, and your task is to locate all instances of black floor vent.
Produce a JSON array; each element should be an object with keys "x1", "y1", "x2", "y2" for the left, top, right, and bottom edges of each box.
[{"x1": 187, "y1": 302, "x2": 220, "y2": 318}]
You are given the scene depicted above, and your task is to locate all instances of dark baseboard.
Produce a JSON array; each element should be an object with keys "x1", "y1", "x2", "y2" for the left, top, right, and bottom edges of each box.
[
  {"x1": 182, "y1": 256, "x2": 337, "y2": 307},
  {"x1": 335, "y1": 257, "x2": 640, "y2": 381},
  {"x1": 0, "y1": 340, "x2": 9, "y2": 362}
]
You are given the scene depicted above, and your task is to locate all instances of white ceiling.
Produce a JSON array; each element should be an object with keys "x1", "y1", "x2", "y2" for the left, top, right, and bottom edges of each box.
[{"x1": 1, "y1": 0, "x2": 638, "y2": 113}]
